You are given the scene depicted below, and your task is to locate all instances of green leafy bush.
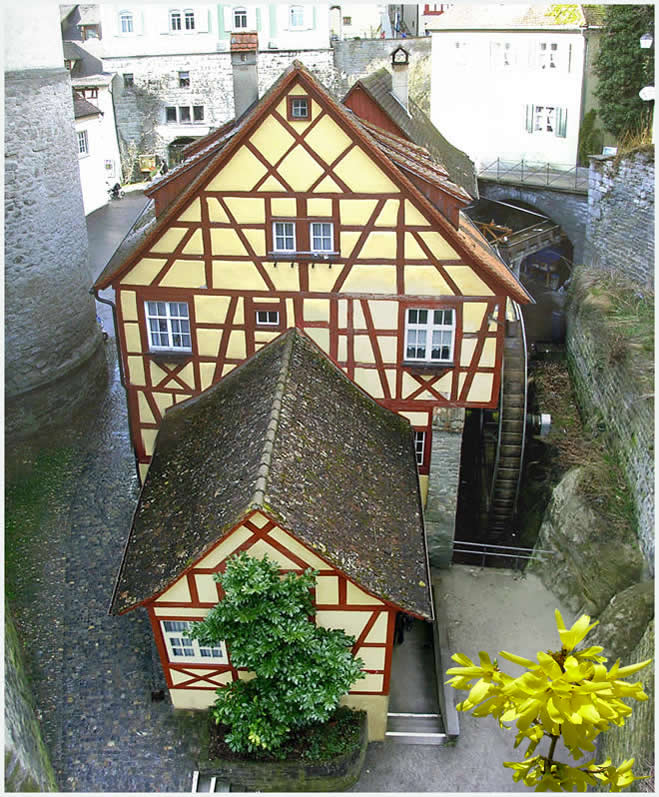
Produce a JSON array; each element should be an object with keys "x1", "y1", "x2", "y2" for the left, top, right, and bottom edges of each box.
[{"x1": 187, "y1": 552, "x2": 364, "y2": 754}]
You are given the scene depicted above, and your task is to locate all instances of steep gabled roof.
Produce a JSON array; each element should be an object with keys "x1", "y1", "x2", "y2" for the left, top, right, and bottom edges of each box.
[
  {"x1": 73, "y1": 92, "x2": 101, "y2": 119},
  {"x1": 344, "y1": 68, "x2": 479, "y2": 198},
  {"x1": 94, "y1": 60, "x2": 530, "y2": 303},
  {"x1": 110, "y1": 329, "x2": 432, "y2": 619}
]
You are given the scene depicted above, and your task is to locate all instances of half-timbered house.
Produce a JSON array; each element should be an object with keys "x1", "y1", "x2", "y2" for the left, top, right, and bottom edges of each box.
[
  {"x1": 110, "y1": 329, "x2": 433, "y2": 740},
  {"x1": 94, "y1": 59, "x2": 532, "y2": 509}
]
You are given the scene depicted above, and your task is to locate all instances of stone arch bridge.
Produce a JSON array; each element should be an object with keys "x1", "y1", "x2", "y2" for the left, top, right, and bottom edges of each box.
[{"x1": 478, "y1": 178, "x2": 589, "y2": 265}]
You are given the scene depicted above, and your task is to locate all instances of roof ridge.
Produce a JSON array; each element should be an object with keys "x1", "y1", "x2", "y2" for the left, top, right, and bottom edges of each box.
[{"x1": 249, "y1": 330, "x2": 296, "y2": 509}]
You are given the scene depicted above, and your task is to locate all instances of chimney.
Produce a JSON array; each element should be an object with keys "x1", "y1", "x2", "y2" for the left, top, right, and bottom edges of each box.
[
  {"x1": 230, "y1": 32, "x2": 259, "y2": 119},
  {"x1": 390, "y1": 46, "x2": 410, "y2": 112}
]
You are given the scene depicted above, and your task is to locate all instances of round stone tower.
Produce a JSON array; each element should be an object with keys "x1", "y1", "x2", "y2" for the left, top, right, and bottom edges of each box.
[{"x1": 5, "y1": 6, "x2": 105, "y2": 441}]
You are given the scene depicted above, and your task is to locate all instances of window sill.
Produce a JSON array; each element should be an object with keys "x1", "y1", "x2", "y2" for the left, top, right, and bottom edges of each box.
[
  {"x1": 147, "y1": 350, "x2": 193, "y2": 364},
  {"x1": 268, "y1": 251, "x2": 340, "y2": 262},
  {"x1": 402, "y1": 360, "x2": 454, "y2": 372}
]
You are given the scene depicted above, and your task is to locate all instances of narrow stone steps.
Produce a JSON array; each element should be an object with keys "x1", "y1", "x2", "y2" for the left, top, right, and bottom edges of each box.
[{"x1": 386, "y1": 712, "x2": 447, "y2": 745}]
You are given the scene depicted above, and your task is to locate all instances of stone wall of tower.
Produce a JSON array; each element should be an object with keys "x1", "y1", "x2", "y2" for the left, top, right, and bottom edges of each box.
[
  {"x1": 5, "y1": 6, "x2": 105, "y2": 440},
  {"x1": 4, "y1": 6, "x2": 105, "y2": 441}
]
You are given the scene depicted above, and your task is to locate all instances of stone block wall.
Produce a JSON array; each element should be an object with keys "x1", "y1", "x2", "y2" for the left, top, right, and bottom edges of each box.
[
  {"x1": 332, "y1": 37, "x2": 431, "y2": 85},
  {"x1": 584, "y1": 152, "x2": 655, "y2": 289},
  {"x1": 5, "y1": 67, "x2": 105, "y2": 440},
  {"x1": 566, "y1": 270, "x2": 654, "y2": 570},
  {"x1": 5, "y1": 612, "x2": 58, "y2": 792}
]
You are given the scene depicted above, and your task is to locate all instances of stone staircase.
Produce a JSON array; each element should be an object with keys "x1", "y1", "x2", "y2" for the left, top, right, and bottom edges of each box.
[{"x1": 386, "y1": 712, "x2": 447, "y2": 745}]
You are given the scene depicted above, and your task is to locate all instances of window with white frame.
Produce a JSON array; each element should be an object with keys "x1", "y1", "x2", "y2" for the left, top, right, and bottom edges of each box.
[
  {"x1": 538, "y1": 41, "x2": 559, "y2": 70},
  {"x1": 289, "y1": 5, "x2": 305, "y2": 28},
  {"x1": 145, "y1": 301, "x2": 192, "y2": 350},
  {"x1": 413, "y1": 430, "x2": 426, "y2": 467},
  {"x1": 184, "y1": 9, "x2": 195, "y2": 30},
  {"x1": 178, "y1": 70, "x2": 190, "y2": 88},
  {"x1": 170, "y1": 10, "x2": 181, "y2": 30},
  {"x1": 233, "y1": 6, "x2": 247, "y2": 28},
  {"x1": 161, "y1": 621, "x2": 227, "y2": 664},
  {"x1": 310, "y1": 222, "x2": 333, "y2": 252},
  {"x1": 256, "y1": 310, "x2": 280, "y2": 326},
  {"x1": 405, "y1": 308, "x2": 455, "y2": 363},
  {"x1": 490, "y1": 40, "x2": 513, "y2": 69},
  {"x1": 165, "y1": 105, "x2": 205, "y2": 123},
  {"x1": 273, "y1": 221, "x2": 296, "y2": 252},
  {"x1": 525, "y1": 104, "x2": 567, "y2": 137},
  {"x1": 119, "y1": 10, "x2": 133, "y2": 33},
  {"x1": 77, "y1": 129, "x2": 89, "y2": 156}
]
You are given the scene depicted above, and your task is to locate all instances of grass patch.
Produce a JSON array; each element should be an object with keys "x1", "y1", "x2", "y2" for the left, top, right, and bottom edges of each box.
[
  {"x1": 5, "y1": 447, "x2": 76, "y2": 603},
  {"x1": 615, "y1": 119, "x2": 654, "y2": 162}
]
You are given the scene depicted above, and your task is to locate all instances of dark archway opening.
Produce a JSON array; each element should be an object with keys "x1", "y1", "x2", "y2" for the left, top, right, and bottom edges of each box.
[{"x1": 168, "y1": 137, "x2": 198, "y2": 167}]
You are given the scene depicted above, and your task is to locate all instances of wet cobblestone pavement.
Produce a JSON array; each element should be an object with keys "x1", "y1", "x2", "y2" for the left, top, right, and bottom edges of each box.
[{"x1": 8, "y1": 342, "x2": 204, "y2": 791}]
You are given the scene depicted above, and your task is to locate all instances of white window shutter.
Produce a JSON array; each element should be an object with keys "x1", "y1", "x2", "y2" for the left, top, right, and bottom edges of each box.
[
  {"x1": 195, "y1": 7, "x2": 209, "y2": 32},
  {"x1": 525, "y1": 104, "x2": 534, "y2": 133}
]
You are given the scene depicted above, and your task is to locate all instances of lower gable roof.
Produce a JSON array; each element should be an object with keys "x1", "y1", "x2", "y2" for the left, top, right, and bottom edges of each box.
[{"x1": 111, "y1": 329, "x2": 432, "y2": 619}]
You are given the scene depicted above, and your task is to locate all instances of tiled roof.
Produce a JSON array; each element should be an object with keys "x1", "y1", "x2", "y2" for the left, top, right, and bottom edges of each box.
[
  {"x1": 354, "y1": 115, "x2": 472, "y2": 203},
  {"x1": 348, "y1": 68, "x2": 479, "y2": 197},
  {"x1": 94, "y1": 199, "x2": 156, "y2": 287},
  {"x1": 110, "y1": 329, "x2": 433, "y2": 618},
  {"x1": 428, "y1": 4, "x2": 596, "y2": 30},
  {"x1": 71, "y1": 73, "x2": 113, "y2": 88},
  {"x1": 73, "y1": 92, "x2": 101, "y2": 119}
]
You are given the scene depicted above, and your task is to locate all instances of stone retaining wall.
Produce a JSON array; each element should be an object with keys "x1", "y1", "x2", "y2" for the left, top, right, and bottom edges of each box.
[
  {"x1": 566, "y1": 269, "x2": 654, "y2": 571},
  {"x1": 584, "y1": 152, "x2": 655, "y2": 289},
  {"x1": 5, "y1": 612, "x2": 58, "y2": 792}
]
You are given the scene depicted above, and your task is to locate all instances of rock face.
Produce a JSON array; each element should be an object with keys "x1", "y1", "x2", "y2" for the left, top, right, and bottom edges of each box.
[
  {"x1": 529, "y1": 467, "x2": 645, "y2": 616},
  {"x1": 589, "y1": 581, "x2": 655, "y2": 663}
]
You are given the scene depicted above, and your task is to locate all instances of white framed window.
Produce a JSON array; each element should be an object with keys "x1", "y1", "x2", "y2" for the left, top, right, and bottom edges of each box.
[
  {"x1": 273, "y1": 221, "x2": 296, "y2": 252},
  {"x1": 310, "y1": 222, "x2": 333, "y2": 252},
  {"x1": 165, "y1": 105, "x2": 204, "y2": 123},
  {"x1": 161, "y1": 621, "x2": 227, "y2": 664},
  {"x1": 178, "y1": 70, "x2": 190, "y2": 88},
  {"x1": 233, "y1": 6, "x2": 247, "y2": 28},
  {"x1": 414, "y1": 430, "x2": 426, "y2": 466},
  {"x1": 525, "y1": 104, "x2": 567, "y2": 137},
  {"x1": 538, "y1": 41, "x2": 559, "y2": 70},
  {"x1": 256, "y1": 310, "x2": 280, "y2": 326},
  {"x1": 405, "y1": 308, "x2": 455, "y2": 363},
  {"x1": 490, "y1": 41, "x2": 513, "y2": 69},
  {"x1": 184, "y1": 9, "x2": 195, "y2": 30},
  {"x1": 170, "y1": 10, "x2": 182, "y2": 30},
  {"x1": 119, "y1": 10, "x2": 133, "y2": 33},
  {"x1": 77, "y1": 129, "x2": 89, "y2": 156},
  {"x1": 289, "y1": 5, "x2": 305, "y2": 28},
  {"x1": 145, "y1": 301, "x2": 192, "y2": 351}
]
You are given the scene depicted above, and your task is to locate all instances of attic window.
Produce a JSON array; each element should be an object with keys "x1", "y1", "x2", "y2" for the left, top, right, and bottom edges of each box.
[{"x1": 287, "y1": 96, "x2": 310, "y2": 121}]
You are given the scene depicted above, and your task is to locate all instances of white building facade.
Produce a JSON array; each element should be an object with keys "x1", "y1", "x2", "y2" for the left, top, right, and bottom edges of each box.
[{"x1": 429, "y1": 5, "x2": 603, "y2": 170}]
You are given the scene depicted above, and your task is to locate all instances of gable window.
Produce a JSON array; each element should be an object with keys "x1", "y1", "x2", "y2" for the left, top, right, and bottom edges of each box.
[
  {"x1": 414, "y1": 430, "x2": 426, "y2": 466},
  {"x1": 289, "y1": 5, "x2": 304, "y2": 28},
  {"x1": 161, "y1": 621, "x2": 227, "y2": 664},
  {"x1": 145, "y1": 301, "x2": 192, "y2": 351},
  {"x1": 273, "y1": 221, "x2": 296, "y2": 252},
  {"x1": 77, "y1": 130, "x2": 89, "y2": 157},
  {"x1": 178, "y1": 70, "x2": 190, "y2": 88},
  {"x1": 256, "y1": 310, "x2": 280, "y2": 326},
  {"x1": 287, "y1": 96, "x2": 310, "y2": 121},
  {"x1": 233, "y1": 7, "x2": 247, "y2": 28},
  {"x1": 124, "y1": 73, "x2": 134, "y2": 88},
  {"x1": 405, "y1": 308, "x2": 455, "y2": 363},
  {"x1": 170, "y1": 10, "x2": 181, "y2": 30},
  {"x1": 310, "y1": 222, "x2": 333, "y2": 252},
  {"x1": 119, "y1": 11, "x2": 133, "y2": 33},
  {"x1": 525, "y1": 104, "x2": 567, "y2": 137}
]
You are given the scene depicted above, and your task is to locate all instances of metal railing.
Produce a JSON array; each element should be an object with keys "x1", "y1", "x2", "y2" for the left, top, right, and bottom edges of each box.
[
  {"x1": 478, "y1": 158, "x2": 589, "y2": 192},
  {"x1": 453, "y1": 539, "x2": 555, "y2": 570}
]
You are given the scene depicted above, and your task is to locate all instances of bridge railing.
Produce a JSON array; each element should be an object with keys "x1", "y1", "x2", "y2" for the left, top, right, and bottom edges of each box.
[{"x1": 478, "y1": 158, "x2": 589, "y2": 192}]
